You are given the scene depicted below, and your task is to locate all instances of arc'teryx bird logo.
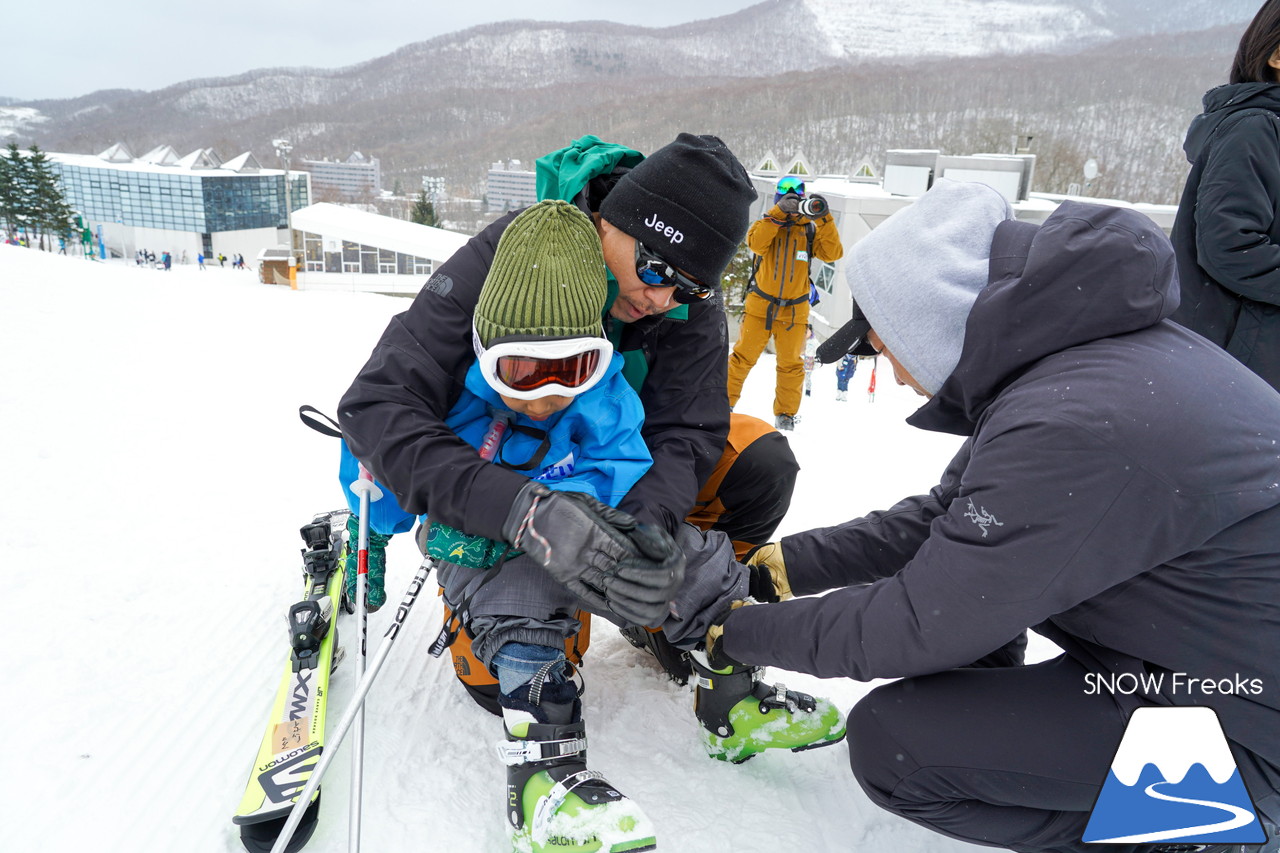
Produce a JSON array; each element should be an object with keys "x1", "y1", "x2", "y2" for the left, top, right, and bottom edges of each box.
[{"x1": 963, "y1": 498, "x2": 1003, "y2": 538}]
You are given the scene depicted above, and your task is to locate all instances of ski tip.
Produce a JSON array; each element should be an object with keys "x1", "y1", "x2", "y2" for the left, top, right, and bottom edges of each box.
[{"x1": 237, "y1": 792, "x2": 321, "y2": 853}]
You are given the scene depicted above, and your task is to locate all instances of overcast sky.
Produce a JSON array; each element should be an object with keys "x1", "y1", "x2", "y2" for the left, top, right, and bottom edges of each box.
[{"x1": 8, "y1": 1, "x2": 760, "y2": 102}]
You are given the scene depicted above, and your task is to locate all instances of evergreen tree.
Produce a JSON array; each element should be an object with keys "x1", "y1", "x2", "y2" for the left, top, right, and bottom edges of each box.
[
  {"x1": 720, "y1": 241, "x2": 756, "y2": 321},
  {"x1": 410, "y1": 190, "x2": 438, "y2": 227},
  {"x1": 0, "y1": 142, "x2": 25, "y2": 239},
  {"x1": 26, "y1": 145, "x2": 74, "y2": 250}
]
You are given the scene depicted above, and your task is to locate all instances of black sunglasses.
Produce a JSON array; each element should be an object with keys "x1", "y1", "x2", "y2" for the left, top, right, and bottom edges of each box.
[{"x1": 634, "y1": 241, "x2": 713, "y2": 304}]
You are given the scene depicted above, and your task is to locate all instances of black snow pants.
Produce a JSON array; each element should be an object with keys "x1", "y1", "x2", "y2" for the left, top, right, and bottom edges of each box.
[{"x1": 849, "y1": 653, "x2": 1280, "y2": 853}]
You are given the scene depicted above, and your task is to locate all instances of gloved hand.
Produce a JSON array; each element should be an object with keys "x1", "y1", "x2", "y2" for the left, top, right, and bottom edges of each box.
[
  {"x1": 502, "y1": 482, "x2": 686, "y2": 626},
  {"x1": 743, "y1": 541, "x2": 792, "y2": 602},
  {"x1": 705, "y1": 599, "x2": 752, "y2": 670},
  {"x1": 775, "y1": 194, "x2": 801, "y2": 216}
]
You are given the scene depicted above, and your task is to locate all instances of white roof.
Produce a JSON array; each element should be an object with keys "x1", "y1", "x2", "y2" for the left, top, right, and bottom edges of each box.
[
  {"x1": 290, "y1": 202, "x2": 471, "y2": 262},
  {"x1": 50, "y1": 147, "x2": 286, "y2": 177},
  {"x1": 220, "y1": 152, "x2": 262, "y2": 173}
]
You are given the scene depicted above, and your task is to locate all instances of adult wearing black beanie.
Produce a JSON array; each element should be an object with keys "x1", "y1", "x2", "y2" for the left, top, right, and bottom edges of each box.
[{"x1": 339, "y1": 132, "x2": 832, "y2": 850}]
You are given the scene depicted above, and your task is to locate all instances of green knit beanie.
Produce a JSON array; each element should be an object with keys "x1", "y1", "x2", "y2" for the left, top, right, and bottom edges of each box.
[{"x1": 474, "y1": 200, "x2": 607, "y2": 346}]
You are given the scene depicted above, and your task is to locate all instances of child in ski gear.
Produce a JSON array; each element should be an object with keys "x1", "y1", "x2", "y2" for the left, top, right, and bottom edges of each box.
[
  {"x1": 342, "y1": 199, "x2": 658, "y2": 850},
  {"x1": 1172, "y1": 0, "x2": 1280, "y2": 394},
  {"x1": 710, "y1": 179, "x2": 1280, "y2": 853},
  {"x1": 834, "y1": 352, "x2": 858, "y2": 401},
  {"x1": 727, "y1": 175, "x2": 843, "y2": 430}
]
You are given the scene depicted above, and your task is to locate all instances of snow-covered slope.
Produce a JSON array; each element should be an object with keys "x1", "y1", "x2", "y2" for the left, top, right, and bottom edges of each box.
[{"x1": 2, "y1": 245, "x2": 1054, "y2": 852}]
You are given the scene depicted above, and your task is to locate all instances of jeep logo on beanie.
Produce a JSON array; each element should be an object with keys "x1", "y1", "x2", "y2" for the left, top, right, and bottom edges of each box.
[{"x1": 644, "y1": 213, "x2": 684, "y2": 244}]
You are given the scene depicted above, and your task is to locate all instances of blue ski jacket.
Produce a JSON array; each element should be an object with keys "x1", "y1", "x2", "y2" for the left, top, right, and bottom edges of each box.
[{"x1": 340, "y1": 353, "x2": 650, "y2": 535}]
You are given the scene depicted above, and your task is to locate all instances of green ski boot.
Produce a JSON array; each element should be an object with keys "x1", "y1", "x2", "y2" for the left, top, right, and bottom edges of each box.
[
  {"x1": 343, "y1": 514, "x2": 391, "y2": 612},
  {"x1": 689, "y1": 648, "x2": 846, "y2": 764},
  {"x1": 498, "y1": 666, "x2": 655, "y2": 853}
]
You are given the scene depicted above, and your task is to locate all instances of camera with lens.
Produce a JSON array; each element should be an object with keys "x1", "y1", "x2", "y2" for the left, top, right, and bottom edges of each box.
[{"x1": 798, "y1": 194, "x2": 828, "y2": 218}]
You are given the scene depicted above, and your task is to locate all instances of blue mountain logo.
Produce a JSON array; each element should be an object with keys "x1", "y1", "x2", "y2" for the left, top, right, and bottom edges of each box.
[{"x1": 1084, "y1": 706, "x2": 1265, "y2": 845}]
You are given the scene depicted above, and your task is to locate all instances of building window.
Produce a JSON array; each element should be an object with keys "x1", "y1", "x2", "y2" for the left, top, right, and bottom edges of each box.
[
  {"x1": 414, "y1": 257, "x2": 432, "y2": 276},
  {"x1": 378, "y1": 248, "x2": 396, "y2": 275}
]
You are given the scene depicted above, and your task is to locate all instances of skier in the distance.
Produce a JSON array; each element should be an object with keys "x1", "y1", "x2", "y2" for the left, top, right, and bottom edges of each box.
[
  {"x1": 834, "y1": 352, "x2": 857, "y2": 401},
  {"x1": 339, "y1": 142, "x2": 844, "y2": 852},
  {"x1": 708, "y1": 179, "x2": 1280, "y2": 853}
]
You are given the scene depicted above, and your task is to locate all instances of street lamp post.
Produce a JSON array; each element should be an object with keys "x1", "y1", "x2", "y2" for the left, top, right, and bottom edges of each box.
[{"x1": 273, "y1": 138, "x2": 295, "y2": 256}]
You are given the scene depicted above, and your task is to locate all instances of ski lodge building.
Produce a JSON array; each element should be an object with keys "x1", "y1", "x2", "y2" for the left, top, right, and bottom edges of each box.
[
  {"x1": 286, "y1": 202, "x2": 470, "y2": 295},
  {"x1": 48, "y1": 142, "x2": 310, "y2": 264}
]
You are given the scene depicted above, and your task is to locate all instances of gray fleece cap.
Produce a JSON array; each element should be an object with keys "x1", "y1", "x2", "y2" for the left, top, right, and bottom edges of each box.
[{"x1": 846, "y1": 179, "x2": 1013, "y2": 395}]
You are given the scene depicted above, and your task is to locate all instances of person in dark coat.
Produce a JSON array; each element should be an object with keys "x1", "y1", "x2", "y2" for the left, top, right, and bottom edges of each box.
[
  {"x1": 338, "y1": 136, "x2": 843, "y2": 820},
  {"x1": 1172, "y1": 0, "x2": 1280, "y2": 393},
  {"x1": 709, "y1": 179, "x2": 1280, "y2": 852}
]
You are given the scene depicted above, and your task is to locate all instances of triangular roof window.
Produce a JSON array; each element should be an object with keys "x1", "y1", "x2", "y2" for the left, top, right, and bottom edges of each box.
[
  {"x1": 140, "y1": 145, "x2": 180, "y2": 166},
  {"x1": 177, "y1": 148, "x2": 222, "y2": 170},
  {"x1": 753, "y1": 152, "x2": 781, "y2": 175},
  {"x1": 98, "y1": 142, "x2": 134, "y2": 163},
  {"x1": 222, "y1": 152, "x2": 262, "y2": 173},
  {"x1": 785, "y1": 153, "x2": 813, "y2": 177},
  {"x1": 854, "y1": 161, "x2": 876, "y2": 178}
]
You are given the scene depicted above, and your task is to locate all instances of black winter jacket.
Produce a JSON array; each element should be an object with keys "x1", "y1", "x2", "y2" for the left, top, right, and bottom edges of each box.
[
  {"x1": 338, "y1": 210, "x2": 730, "y2": 540},
  {"x1": 726, "y1": 201, "x2": 1280, "y2": 768},
  {"x1": 1172, "y1": 82, "x2": 1280, "y2": 392}
]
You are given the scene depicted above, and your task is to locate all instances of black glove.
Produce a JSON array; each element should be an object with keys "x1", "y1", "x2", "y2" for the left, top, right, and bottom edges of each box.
[
  {"x1": 775, "y1": 194, "x2": 801, "y2": 215},
  {"x1": 502, "y1": 483, "x2": 686, "y2": 626}
]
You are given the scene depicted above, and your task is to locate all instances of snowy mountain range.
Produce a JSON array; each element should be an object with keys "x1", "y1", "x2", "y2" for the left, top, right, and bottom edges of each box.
[
  {"x1": 0, "y1": 0, "x2": 1259, "y2": 209},
  {"x1": 10, "y1": 0, "x2": 1254, "y2": 113}
]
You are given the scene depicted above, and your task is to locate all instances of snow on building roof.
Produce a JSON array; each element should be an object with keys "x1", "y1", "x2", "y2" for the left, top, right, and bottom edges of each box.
[
  {"x1": 98, "y1": 142, "x2": 134, "y2": 162},
  {"x1": 290, "y1": 202, "x2": 470, "y2": 262},
  {"x1": 175, "y1": 148, "x2": 222, "y2": 170},
  {"x1": 140, "y1": 144, "x2": 181, "y2": 166},
  {"x1": 220, "y1": 152, "x2": 261, "y2": 173},
  {"x1": 51, "y1": 147, "x2": 286, "y2": 177},
  {"x1": 256, "y1": 245, "x2": 293, "y2": 261}
]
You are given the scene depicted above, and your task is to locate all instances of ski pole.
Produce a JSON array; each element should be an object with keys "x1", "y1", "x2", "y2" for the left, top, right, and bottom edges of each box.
[
  {"x1": 347, "y1": 467, "x2": 383, "y2": 853},
  {"x1": 269, "y1": 556, "x2": 434, "y2": 853}
]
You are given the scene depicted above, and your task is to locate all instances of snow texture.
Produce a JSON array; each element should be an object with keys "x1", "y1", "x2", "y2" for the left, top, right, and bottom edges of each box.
[{"x1": 1, "y1": 245, "x2": 1059, "y2": 851}]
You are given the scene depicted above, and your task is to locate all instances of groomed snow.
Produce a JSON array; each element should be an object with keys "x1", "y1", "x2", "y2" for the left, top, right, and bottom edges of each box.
[{"x1": 3, "y1": 245, "x2": 1059, "y2": 852}]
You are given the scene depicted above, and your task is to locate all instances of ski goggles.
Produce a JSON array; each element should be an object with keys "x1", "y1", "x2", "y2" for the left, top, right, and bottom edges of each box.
[
  {"x1": 634, "y1": 241, "x2": 714, "y2": 304},
  {"x1": 474, "y1": 330, "x2": 614, "y2": 400},
  {"x1": 776, "y1": 176, "x2": 805, "y2": 196}
]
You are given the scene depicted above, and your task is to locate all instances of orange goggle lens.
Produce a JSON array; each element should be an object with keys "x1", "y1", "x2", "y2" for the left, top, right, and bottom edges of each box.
[{"x1": 495, "y1": 350, "x2": 601, "y2": 393}]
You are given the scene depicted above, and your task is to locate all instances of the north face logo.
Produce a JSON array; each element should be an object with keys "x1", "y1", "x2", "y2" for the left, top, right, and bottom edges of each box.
[{"x1": 424, "y1": 273, "x2": 453, "y2": 296}]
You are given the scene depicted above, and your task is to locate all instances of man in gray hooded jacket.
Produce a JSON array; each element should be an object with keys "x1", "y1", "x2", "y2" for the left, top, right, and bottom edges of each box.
[{"x1": 714, "y1": 179, "x2": 1280, "y2": 852}]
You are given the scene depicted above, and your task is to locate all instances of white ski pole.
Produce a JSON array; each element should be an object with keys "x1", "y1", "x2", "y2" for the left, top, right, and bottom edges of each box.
[
  {"x1": 347, "y1": 466, "x2": 382, "y2": 853},
  {"x1": 269, "y1": 556, "x2": 434, "y2": 853}
]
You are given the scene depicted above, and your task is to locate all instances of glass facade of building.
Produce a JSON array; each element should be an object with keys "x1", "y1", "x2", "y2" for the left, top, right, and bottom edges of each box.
[
  {"x1": 51, "y1": 161, "x2": 309, "y2": 233},
  {"x1": 301, "y1": 230, "x2": 432, "y2": 277}
]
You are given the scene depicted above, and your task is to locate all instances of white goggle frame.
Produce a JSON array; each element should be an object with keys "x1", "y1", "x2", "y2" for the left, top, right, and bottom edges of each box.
[{"x1": 472, "y1": 326, "x2": 614, "y2": 401}]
